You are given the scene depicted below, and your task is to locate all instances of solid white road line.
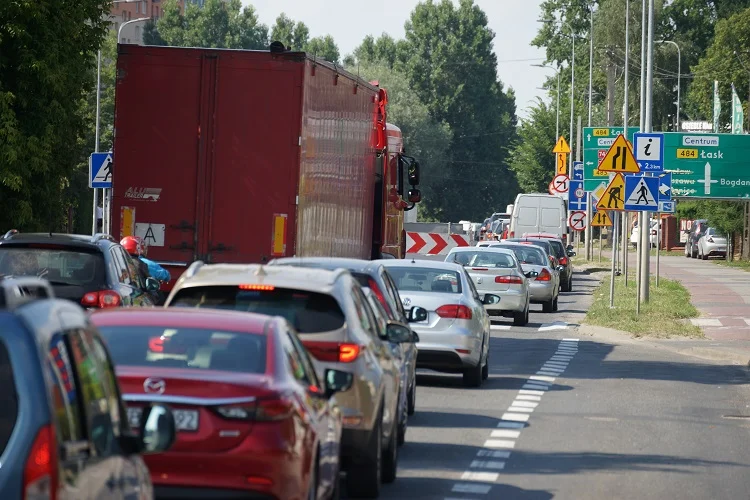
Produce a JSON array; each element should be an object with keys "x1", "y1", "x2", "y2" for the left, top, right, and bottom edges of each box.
[
  {"x1": 491, "y1": 324, "x2": 512, "y2": 330},
  {"x1": 452, "y1": 483, "x2": 492, "y2": 494},
  {"x1": 470, "y1": 460, "x2": 506, "y2": 470},
  {"x1": 483, "y1": 439, "x2": 516, "y2": 449},
  {"x1": 490, "y1": 429, "x2": 521, "y2": 438},
  {"x1": 538, "y1": 322, "x2": 569, "y2": 331},
  {"x1": 515, "y1": 394, "x2": 541, "y2": 401},
  {"x1": 501, "y1": 412, "x2": 530, "y2": 422},
  {"x1": 477, "y1": 449, "x2": 511, "y2": 458}
]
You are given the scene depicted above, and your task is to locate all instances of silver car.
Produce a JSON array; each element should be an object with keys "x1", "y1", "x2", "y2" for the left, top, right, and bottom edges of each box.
[
  {"x1": 697, "y1": 227, "x2": 728, "y2": 259},
  {"x1": 494, "y1": 242, "x2": 560, "y2": 312},
  {"x1": 378, "y1": 259, "x2": 496, "y2": 387},
  {"x1": 444, "y1": 247, "x2": 530, "y2": 326}
]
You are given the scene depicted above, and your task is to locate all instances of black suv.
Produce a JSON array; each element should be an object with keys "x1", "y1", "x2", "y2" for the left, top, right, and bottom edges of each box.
[
  {"x1": 0, "y1": 231, "x2": 159, "y2": 309},
  {"x1": 0, "y1": 276, "x2": 175, "y2": 498}
]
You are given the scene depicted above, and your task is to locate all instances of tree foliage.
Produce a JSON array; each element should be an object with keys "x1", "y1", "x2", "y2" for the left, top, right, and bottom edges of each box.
[
  {"x1": 0, "y1": 0, "x2": 110, "y2": 230},
  {"x1": 508, "y1": 100, "x2": 558, "y2": 193},
  {"x1": 270, "y1": 13, "x2": 310, "y2": 50},
  {"x1": 306, "y1": 36, "x2": 341, "y2": 64}
]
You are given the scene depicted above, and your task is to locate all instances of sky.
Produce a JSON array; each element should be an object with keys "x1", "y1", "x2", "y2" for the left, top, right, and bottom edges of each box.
[{"x1": 241, "y1": 0, "x2": 550, "y2": 121}]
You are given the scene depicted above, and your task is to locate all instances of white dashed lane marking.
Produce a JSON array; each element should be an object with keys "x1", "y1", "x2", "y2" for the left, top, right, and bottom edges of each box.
[{"x1": 450, "y1": 338, "x2": 580, "y2": 497}]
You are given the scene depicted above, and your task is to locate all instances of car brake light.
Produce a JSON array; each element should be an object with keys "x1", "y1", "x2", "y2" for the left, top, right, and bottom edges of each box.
[
  {"x1": 215, "y1": 397, "x2": 295, "y2": 422},
  {"x1": 239, "y1": 284, "x2": 274, "y2": 291},
  {"x1": 536, "y1": 269, "x2": 552, "y2": 281},
  {"x1": 509, "y1": 231, "x2": 515, "y2": 237},
  {"x1": 303, "y1": 341, "x2": 362, "y2": 363},
  {"x1": 471, "y1": 267, "x2": 489, "y2": 271},
  {"x1": 496, "y1": 275, "x2": 523, "y2": 284},
  {"x1": 436, "y1": 304, "x2": 472, "y2": 319},
  {"x1": 559, "y1": 256, "x2": 568, "y2": 266},
  {"x1": 81, "y1": 290, "x2": 121, "y2": 309},
  {"x1": 367, "y1": 278, "x2": 391, "y2": 315},
  {"x1": 23, "y1": 424, "x2": 57, "y2": 500}
]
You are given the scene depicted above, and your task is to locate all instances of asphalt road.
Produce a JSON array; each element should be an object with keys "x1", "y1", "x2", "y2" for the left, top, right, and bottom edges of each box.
[{"x1": 345, "y1": 264, "x2": 750, "y2": 499}]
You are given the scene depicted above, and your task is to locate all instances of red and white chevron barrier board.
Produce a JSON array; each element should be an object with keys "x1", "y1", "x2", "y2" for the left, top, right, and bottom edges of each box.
[{"x1": 406, "y1": 232, "x2": 470, "y2": 255}]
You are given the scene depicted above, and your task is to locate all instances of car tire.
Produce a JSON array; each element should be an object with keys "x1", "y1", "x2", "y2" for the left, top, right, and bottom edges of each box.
[
  {"x1": 513, "y1": 303, "x2": 528, "y2": 326},
  {"x1": 560, "y1": 277, "x2": 569, "y2": 292},
  {"x1": 463, "y1": 355, "x2": 483, "y2": 388},
  {"x1": 702, "y1": 250, "x2": 709, "y2": 260},
  {"x1": 407, "y1": 381, "x2": 416, "y2": 416},
  {"x1": 685, "y1": 245, "x2": 691, "y2": 257},
  {"x1": 397, "y1": 394, "x2": 407, "y2": 447},
  {"x1": 345, "y1": 414, "x2": 382, "y2": 498},
  {"x1": 482, "y1": 348, "x2": 489, "y2": 380},
  {"x1": 567, "y1": 277, "x2": 573, "y2": 292},
  {"x1": 382, "y1": 419, "x2": 399, "y2": 484},
  {"x1": 542, "y1": 298, "x2": 554, "y2": 313},
  {"x1": 552, "y1": 296, "x2": 559, "y2": 312}
]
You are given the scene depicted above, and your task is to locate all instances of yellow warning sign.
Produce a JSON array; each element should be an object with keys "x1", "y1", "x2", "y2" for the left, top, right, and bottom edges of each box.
[
  {"x1": 553, "y1": 136, "x2": 571, "y2": 154},
  {"x1": 556, "y1": 152, "x2": 567, "y2": 175},
  {"x1": 591, "y1": 210, "x2": 613, "y2": 227},
  {"x1": 597, "y1": 135, "x2": 640, "y2": 173},
  {"x1": 596, "y1": 173, "x2": 626, "y2": 212}
]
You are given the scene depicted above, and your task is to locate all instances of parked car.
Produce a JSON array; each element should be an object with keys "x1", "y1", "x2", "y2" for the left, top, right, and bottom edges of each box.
[
  {"x1": 697, "y1": 227, "x2": 728, "y2": 260},
  {"x1": 0, "y1": 276, "x2": 175, "y2": 499},
  {"x1": 269, "y1": 257, "x2": 419, "y2": 416},
  {"x1": 494, "y1": 242, "x2": 560, "y2": 313},
  {"x1": 378, "y1": 259, "x2": 496, "y2": 387},
  {"x1": 444, "y1": 247, "x2": 530, "y2": 326},
  {"x1": 684, "y1": 219, "x2": 709, "y2": 258},
  {"x1": 0, "y1": 230, "x2": 160, "y2": 309},
  {"x1": 92, "y1": 308, "x2": 351, "y2": 500},
  {"x1": 521, "y1": 234, "x2": 573, "y2": 292},
  {"x1": 631, "y1": 220, "x2": 660, "y2": 249},
  {"x1": 163, "y1": 262, "x2": 411, "y2": 498}
]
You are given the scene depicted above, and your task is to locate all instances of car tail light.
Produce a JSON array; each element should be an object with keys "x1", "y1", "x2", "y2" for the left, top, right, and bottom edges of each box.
[
  {"x1": 367, "y1": 278, "x2": 391, "y2": 314},
  {"x1": 509, "y1": 231, "x2": 515, "y2": 237},
  {"x1": 239, "y1": 284, "x2": 274, "y2": 291},
  {"x1": 215, "y1": 405, "x2": 257, "y2": 421},
  {"x1": 81, "y1": 290, "x2": 121, "y2": 309},
  {"x1": 651, "y1": 230, "x2": 657, "y2": 235},
  {"x1": 215, "y1": 397, "x2": 295, "y2": 422},
  {"x1": 304, "y1": 342, "x2": 362, "y2": 363},
  {"x1": 536, "y1": 269, "x2": 552, "y2": 281},
  {"x1": 436, "y1": 304, "x2": 472, "y2": 319},
  {"x1": 23, "y1": 424, "x2": 57, "y2": 500},
  {"x1": 559, "y1": 256, "x2": 568, "y2": 266},
  {"x1": 496, "y1": 275, "x2": 523, "y2": 284},
  {"x1": 471, "y1": 267, "x2": 489, "y2": 271}
]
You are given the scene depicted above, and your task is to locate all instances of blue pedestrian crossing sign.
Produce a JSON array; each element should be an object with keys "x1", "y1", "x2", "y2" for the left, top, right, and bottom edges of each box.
[
  {"x1": 89, "y1": 152, "x2": 113, "y2": 188},
  {"x1": 572, "y1": 161, "x2": 584, "y2": 181},
  {"x1": 624, "y1": 175, "x2": 659, "y2": 211},
  {"x1": 568, "y1": 180, "x2": 587, "y2": 211},
  {"x1": 657, "y1": 172, "x2": 671, "y2": 201}
]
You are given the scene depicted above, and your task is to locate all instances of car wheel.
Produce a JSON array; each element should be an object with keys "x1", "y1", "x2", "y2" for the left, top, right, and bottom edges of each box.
[
  {"x1": 685, "y1": 245, "x2": 691, "y2": 257},
  {"x1": 702, "y1": 249, "x2": 709, "y2": 260},
  {"x1": 542, "y1": 297, "x2": 554, "y2": 313},
  {"x1": 407, "y1": 380, "x2": 416, "y2": 416},
  {"x1": 463, "y1": 351, "x2": 483, "y2": 388},
  {"x1": 552, "y1": 296, "x2": 559, "y2": 312},
  {"x1": 567, "y1": 277, "x2": 573, "y2": 292},
  {"x1": 513, "y1": 303, "x2": 528, "y2": 326},
  {"x1": 397, "y1": 394, "x2": 407, "y2": 447},
  {"x1": 382, "y1": 419, "x2": 399, "y2": 484},
  {"x1": 345, "y1": 414, "x2": 382, "y2": 498}
]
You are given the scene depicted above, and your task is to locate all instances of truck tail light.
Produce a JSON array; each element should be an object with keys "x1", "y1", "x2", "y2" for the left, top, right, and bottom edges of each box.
[
  {"x1": 81, "y1": 290, "x2": 121, "y2": 309},
  {"x1": 436, "y1": 304, "x2": 472, "y2": 319},
  {"x1": 536, "y1": 269, "x2": 552, "y2": 282},
  {"x1": 23, "y1": 424, "x2": 57, "y2": 500},
  {"x1": 496, "y1": 275, "x2": 523, "y2": 284},
  {"x1": 303, "y1": 342, "x2": 362, "y2": 363}
]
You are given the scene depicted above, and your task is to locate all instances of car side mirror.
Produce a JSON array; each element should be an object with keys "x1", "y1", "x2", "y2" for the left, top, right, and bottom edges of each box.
[
  {"x1": 408, "y1": 306, "x2": 428, "y2": 323},
  {"x1": 566, "y1": 244, "x2": 574, "y2": 252},
  {"x1": 567, "y1": 250, "x2": 576, "y2": 257},
  {"x1": 482, "y1": 293, "x2": 501, "y2": 305},
  {"x1": 386, "y1": 322, "x2": 413, "y2": 343},
  {"x1": 139, "y1": 403, "x2": 176, "y2": 454},
  {"x1": 407, "y1": 188, "x2": 422, "y2": 203},
  {"x1": 324, "y1": 369, "x2": 354, "y2": 398},
  {"x1": 557, "y1": 265, "x2": 565, "y2": 272},
  {"x1": 145, "y1": 277, "x2": 160, "y2": 292},
  {"x1": 525, "y1": 270, "x2": 539, "y2": 278},
  {"x1": 411, "y1": 331, "x2": 420, "y2": 343}
]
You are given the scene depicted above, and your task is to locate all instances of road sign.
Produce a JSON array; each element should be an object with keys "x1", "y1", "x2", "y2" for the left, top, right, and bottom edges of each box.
[
  {"x1": 591, "y1": 210, "x2": 613, "y2": 227},
  {"x1": 624, "y1": 175, "x2": 659, "y2": 211},
  {"x1": 571, "y1": 161, "x2": 584, "y2": 181},
  {"x1": 568, "y1": 180, "x2": 587, "y2": 211},
  {"x1": 556, "y1": 152, "x2": 567, "y2": 175},
  {"x1": 553, "y1": 136, "x2": 571, "y2": 154},
  {"x1": 597, "y1": 135, "x2": 641, "y2": 174},
  {"x1": 662, "y1": 132, "x2": 750, "y2": 199},
  {"x1": 569, "y1": 211, "x2": 587, "y2": 231},
  {"x1": 659, "y1": 200, "x2": 675, "y2": 213},
  {"x1": 550, "y1": 174, "x2": 569, "y2": 193},
  {"x1": 657, "y1": 172, "x2": 672, "y2": 201},
  {"x1": 634, "y1": 132, "x2": 665, "y2": 172},
  {"x1": 591, "y1": 181, "x2": 607, "y2": 203},
  {"x1": 89, "y1": 152, "x2": 113, "y2": 188},
  {"x1": 596, "y1": 173, "x2": 626, "y2": 211},
  {"x1": 582, "y1": 126, "x2": 639, "y2": 191}
]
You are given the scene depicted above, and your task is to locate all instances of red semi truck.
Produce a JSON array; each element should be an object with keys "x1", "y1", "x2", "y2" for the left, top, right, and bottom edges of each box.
[{"x1": 110, "y1": 44, "x2": 420, "y2": 287}]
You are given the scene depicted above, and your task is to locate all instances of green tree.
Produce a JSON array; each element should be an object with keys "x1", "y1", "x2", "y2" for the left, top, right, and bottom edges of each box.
[
  {"x1": 270, "y1": 13, "x2": 309, "y2": 49},
  {"x1": 508, "y1": 100, "x2": 558, "y2": 193},
  {"x1": 0, "y1": 0, "x2": 110, "y2": 230},
  {"x1": 676, "y1": 199, "x2": 744, "y2": 237},
  {"x1": 348, "y1": 34, "x2": 407, "y2": 69},
  {"x1": 401, "y1": 0, "x2": 518, "y2": 222},
  {"x1": 306, "y1": 35, "x2": 340, "y2": 64},
  {"x1": 143, "y1": 19, "x2": 166, "y2": 46}
]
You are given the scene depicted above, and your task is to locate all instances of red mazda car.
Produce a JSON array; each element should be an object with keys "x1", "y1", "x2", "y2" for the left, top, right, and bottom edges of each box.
[{"x1": 91, "y1": 308, "x2": 352, "y2": 500}]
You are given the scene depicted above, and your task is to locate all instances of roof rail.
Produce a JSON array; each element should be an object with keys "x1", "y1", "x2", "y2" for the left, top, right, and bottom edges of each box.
[
  {"x1": 185, "y1": 261, "x2": 205, "y2": 279},
  {"x1": 92, "y1": 233, "x2": 115, "y2": 244},
  {"x1": 0, "y1": 277, "x2": 55, "y2": 310},
  {"x1": 2, "y1": 229, "x2": 18, "y2": 240}
]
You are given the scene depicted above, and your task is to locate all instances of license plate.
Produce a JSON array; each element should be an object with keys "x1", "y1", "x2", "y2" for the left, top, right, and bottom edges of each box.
[{"x1": 127, "y1": 407, "x2": 200, "y2": 432}]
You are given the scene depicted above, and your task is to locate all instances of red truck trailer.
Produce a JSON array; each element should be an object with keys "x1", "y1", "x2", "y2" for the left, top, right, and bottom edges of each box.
[{"x1": 110, "y1": 44, "x2": 420, "y2": 286}]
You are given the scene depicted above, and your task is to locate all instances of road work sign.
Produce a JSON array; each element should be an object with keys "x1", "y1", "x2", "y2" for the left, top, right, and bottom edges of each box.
[{"x1": 596, "y1": 173, "x2": 626, "y2": 211}]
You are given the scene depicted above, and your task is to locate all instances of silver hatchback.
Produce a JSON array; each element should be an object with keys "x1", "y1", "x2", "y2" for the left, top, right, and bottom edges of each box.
[{"x1": 378, "y1": 259, "x2": 496, "y2": 387}]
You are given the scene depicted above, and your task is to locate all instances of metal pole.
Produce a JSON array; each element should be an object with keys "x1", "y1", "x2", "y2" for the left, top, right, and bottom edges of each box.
[
  {"x1": 92, "y1": 49, "x2": 102, "y2": 236},
  {"x1": 640, "y1": 0, "x2": 656, "y2": 304},
  {"x1": 656, "y1": 213, "x2": 661, "y2": 286},
  {"x1": 639, "y1": 0, "x2": 647, "y2": 131},
  {"x1": 588, "y1": 6, "x2": 594, "y2": 126},
  {"x1": 622, "y1": 0, "x2": 631, "y2": 282},
  {"x1": 609, "y1": 212, "x2": 619, "y2": 308},
  {"x1": 585, "y1": 193, "x2": 592, "y2": 260},
  {"x1": 622, "y1": 211, "x2": 628, "y2": 280},
  {"x1": 556, "y1": 70, "x2": 561, "y2": 139},
  {"x1": 570, "y1": 28, "x2": 575, "y2": 173},
  {"x1": 599, "y1": 228, "x2": 602, "y2": 262}
]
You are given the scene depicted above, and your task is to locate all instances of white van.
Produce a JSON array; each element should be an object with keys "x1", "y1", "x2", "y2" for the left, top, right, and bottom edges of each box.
[{"x1": 509, "y1": 193, "x2": 569, "y2": 243}]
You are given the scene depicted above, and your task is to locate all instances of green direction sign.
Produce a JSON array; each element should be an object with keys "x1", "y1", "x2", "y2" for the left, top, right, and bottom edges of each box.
[
  {"x1": 663, "y1": 132, "x2": 750, "y2": 199},
  {"x1": 583, "y1": 127, "x2": 640, "y2": 192}
]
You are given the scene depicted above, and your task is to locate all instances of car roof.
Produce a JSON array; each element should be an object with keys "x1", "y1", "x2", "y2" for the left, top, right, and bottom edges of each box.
[
  {"x1": 90, "y1": 307, "x2": 273, "y2": 334},
  {"x1": 177, "y1": 263, "x2": 347, "y2": 294},
  {"x1": 0, "y1": 232, "x2": 115, "y2": 250},
  {"x1": 269, "y1": 257, "x2": 379, "y2": 274},
  {"x1": 377, "y1": 259, "x2": 465, "y2": 272},
  {"x1": 448, "y1": 246, "x2": 515, "y2": 255},
  {"x1": 493, "y1": 242, "x2": 546, "y2": 252}
]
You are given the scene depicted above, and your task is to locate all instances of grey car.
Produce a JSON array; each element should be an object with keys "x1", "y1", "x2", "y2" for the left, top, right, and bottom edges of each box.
[
  {"x1": 494, "y1": 242, "x2": 560, "y2": 312},
  {"x1": 164, "y1": 262, "x2": 411, "y2": 498},
  {"x1": 378, "y1": 259, "x2": 498, "y2": 387}
]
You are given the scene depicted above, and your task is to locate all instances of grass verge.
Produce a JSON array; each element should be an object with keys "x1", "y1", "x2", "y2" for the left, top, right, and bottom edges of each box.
[
  {"x1": 585, "y1": 273, "x2": 703, "y2": 338},
  {"x1": 713, "y1": 259, "x2": 750, "y2": 271}
]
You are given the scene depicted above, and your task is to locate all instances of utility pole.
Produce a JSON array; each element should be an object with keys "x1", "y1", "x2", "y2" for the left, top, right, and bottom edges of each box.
[
  {"x1": 606, "y1": 55, "x2": 616, "y2": 126},
  {"x1": 588, "y1": 7, "x2": 594, "y2": 126},
  {"x1": 622, "y1": 0, "x2": 631, "y2": 284},
  {"x1": 636, "y1": 0, "x2": 647, "y2": 311},
  {"x1": 640, "y1": 0, "x2": 656, "y2": 304}
]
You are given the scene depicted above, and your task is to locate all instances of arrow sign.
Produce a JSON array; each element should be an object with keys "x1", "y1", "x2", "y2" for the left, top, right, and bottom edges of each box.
[
  {"x1": 551, "y1": 174, "x2": 569, "y2": 193},
  {"x1": 658, "y1": 172, "x2": 672, "y2": 201},
  {"x1": 569, "y1": 210, "x2": 587, "y2": 231},
  {"x1": 696, "y1": 162, "x2": 719, "y2": 195},
  {"x1": 427, "y1": 233, "x2": 448, "y2": 255},
  {"x1": 406, "y1": 232, "x2": 427, "y2": 254}
]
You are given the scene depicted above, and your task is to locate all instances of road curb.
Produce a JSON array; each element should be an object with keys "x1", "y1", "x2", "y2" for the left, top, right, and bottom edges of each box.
[{"x1": 576, "y1": 324, "x2": 750, "y2": 367}]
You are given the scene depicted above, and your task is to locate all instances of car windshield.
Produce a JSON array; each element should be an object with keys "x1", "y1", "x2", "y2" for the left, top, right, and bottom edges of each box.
[
  {"x1": 447, "y1": 251, "x2": 516, "y2": 268},
  {"x1": 385, "y1": 267, "x2": 462, "y2": 293},
  {"x1": 169, "y1": 286, "x2": 345, "y2": 334},
  {"x1": 0, "y1": 246, "x2": 105, "y2": 286},
  {"x1": 98, "y1": 325, "x2": 266, "y2": 374}
]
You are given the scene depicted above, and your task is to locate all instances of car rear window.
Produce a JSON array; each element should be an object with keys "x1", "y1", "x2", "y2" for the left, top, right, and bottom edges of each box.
[
  {"x1": 0, "y1": 338, "x2": 17, "y2": 456},
  {"x1": 385, "y1": 267, "x2": 462, "y2": 293},
  {"x1": 447, "y1": 251, "x2": 516, "y2": 268},
  {"x1": 98, "y1": 325, "x2": 267, "y2": 374},
  {"x1": 545, "y1": 240, "x2": 565, "y2": 258},
  {"x1": 501, "y1": 245, "x2": 547, "y2": 266},
  {"x1": 170, "y1": 286, "x2": 345, "y2": 334},
  {"x1": 0, "y1": 246, "x2": 105, "y2": 287}
]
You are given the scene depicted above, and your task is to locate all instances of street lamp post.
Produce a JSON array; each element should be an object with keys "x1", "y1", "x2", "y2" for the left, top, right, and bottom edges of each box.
[
  {"x1": 588, "y1": 6, "x2": 594, "y2": 127},
  {"x1": 532, "y1": 64, "x2": 561, "y2": 139},
  {"x1": 656, "y1": 40, "x2": 681, "y2": 131},
  {"x1": 118, "y1": 17, "x2": 150, "y2": 43}
]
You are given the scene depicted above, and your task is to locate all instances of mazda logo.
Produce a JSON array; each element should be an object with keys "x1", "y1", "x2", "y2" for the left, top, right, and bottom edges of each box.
[{"x1": 143, "y1": 378, "x2": 166, "y2": 395}]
